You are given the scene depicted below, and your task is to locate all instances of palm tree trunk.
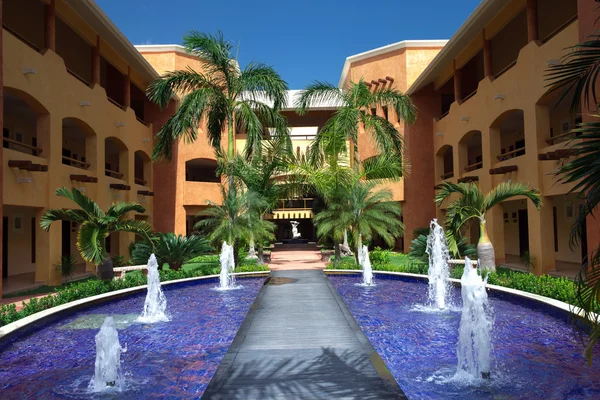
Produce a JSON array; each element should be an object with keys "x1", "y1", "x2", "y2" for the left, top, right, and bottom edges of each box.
[
  {"x1": 257, "y1": 244, "x2": 264, "y2": 265},
  {"x1": 477, "y1": 217, "x2": 496, "y2": 272},
  {"x1": 355, "y1": 235, "x2": 362, "y2": 267},
  {"x1": 227, "y1": 116, "x2": 235, "y2": 190},
  {"x1": 352, "y1": 139, "x2": 360, "y2": 173},
  {"x1": 334, "y1": 240, "x2": 341, "y2": 264}
]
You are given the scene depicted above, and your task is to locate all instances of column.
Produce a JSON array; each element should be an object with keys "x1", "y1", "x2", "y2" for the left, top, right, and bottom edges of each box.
[
  {"x1": 453, "y1": 60, "x2": 462, "y2": 104},
  {"x1": 91, "y1": 36, "x2": 100, "y2": 86},
  {"x1": 528, "y1": 196, "x2": 555, "y2": 275},
  {"x1": 526, "y1": 0, "x2": 539, "y2": 43},
  {"x1": 483, "y1": 36, "x2": 493, "y2": 78},
  {"x1": 487, "y1": 206, "x2": 506, "y2": 264},
  {"x1": 44, "y1": 0, "x2": 56, "y2": 52},
  {"x1": 35, "y1": 208, "x2": 62, "y2": 286},
  {"x1": 123, "y1": 66, "x2": 131, "y2": 109}
]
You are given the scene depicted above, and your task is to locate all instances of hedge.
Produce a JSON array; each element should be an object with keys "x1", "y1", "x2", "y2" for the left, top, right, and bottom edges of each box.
[{"x1": 0, "y1": 264, "x2": 269, "y2": 328}]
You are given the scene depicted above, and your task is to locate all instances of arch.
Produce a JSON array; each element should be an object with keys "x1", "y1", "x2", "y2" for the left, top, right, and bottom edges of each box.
[
  {"x1": 62, "y1": 117, "x2": 97, "y2": 170},
  {"x1": 458, "y1": 130, "x2": 483, "y2": 172},
  {"x1": 3, "y1": 87, "x2": 50, "y2": 157},
  {"x1": 105, "y1": 137, "x2": 129, "y2": 180},
  {"x1": 490, "y1": 109, "x2": 525, "y2": 161},
  {"x1": 185, "y1": 158, "x2": 220, "y2": 183},
  {"x1": 536, "y1": 87, "x2": 579, "y2": 147},
  {"x1": 134, "y1": 150, "x2": 151, "y2": 187},
  {"x1": 435, "y1": 145, "x2": 454, "y2": 181}
]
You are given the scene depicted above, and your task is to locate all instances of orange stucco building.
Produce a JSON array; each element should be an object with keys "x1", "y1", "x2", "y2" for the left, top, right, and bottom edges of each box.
[{"x1": 1, "y1": 0, "x2": 598, "y2": 299}]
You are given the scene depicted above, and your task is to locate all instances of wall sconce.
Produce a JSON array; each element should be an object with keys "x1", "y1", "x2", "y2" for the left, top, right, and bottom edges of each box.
[
  {"x1": 546, "y1": 59, "x2": 561, "y2": 66},
  {"x1": 142, "y1": 138, "x2": 151, "y2": 143},
  {"x1": 17, "y1": 177, "x2": 32, "y2": 184},
  {"x1": 494, "y1": 94, "x2": 505, "y2": 100},
  {"x1": 435, "y1": 132, "x2": 444, "y2": 137},
  {"x1": 461, "y1": 116, "x2": 470, "y2": 122},
  {"x1": 23, "y1": 68, "x2": 37, "y2": 75},
  {"x1": 116, "y1": 122, "x2": 125, "y2": 128},
  {"x1": 80, "y1": 101, "x2": 91, "y2": 107}
]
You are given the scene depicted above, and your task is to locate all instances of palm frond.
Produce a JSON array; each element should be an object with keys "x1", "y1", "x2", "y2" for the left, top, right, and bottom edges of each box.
[
  {"x1": 295, "y1": 81, "x2": 344, "y2": 115},
  {"x1": 39, "y1": 208, "x2": 87, "y2": 231},
  {"x1": 368, "y1": 87, "x2": 417, "y2": 124},
  {"x1": 76, "y1": 221, "x2": 107, "y2": 265},
  {"x1": 484, "y1": 180, "x2": 542, "y2": 211},
  {"x1": 106, "y1": 202, "x2": 146, "y2": 218},
  {"x1": 55, "y1": 187, "x2": 104, "y2": 219},
  {"x1": 239, "y1": 62, "x2": 289, "y2": 110}
]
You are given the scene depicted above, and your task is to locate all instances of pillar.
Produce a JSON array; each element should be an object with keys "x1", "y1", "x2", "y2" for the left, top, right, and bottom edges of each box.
[
  {"x1": 35, "y1": 208, "x2": 62, "y2": 286},
  {"x1": 483, "y1": 36, "x2": 493, "y2": 78},
  {"x1": 526, "y1": 0, "x2": 539, "y2": 43},
  {"x1": 0, "y1": 0, "x2": 4, "y2": 298},
  {"x1": 528, "y1": 197, "x2": 555, "y2": 275},
  {"x1": 402, "y1": 84, "x2": 438, "y2": 248},
  {"x1": 44, "y1": 0, "x2": 56, "y2": 52},
  {"x1": 453, "y1": 60, "x2": 462, "y2": 104},
  {"x1": 123, "y1": 66, "x2": 131, "y2": 109},
  {"x1": 487, "y1": 206, "x2": 506, "y2": 264},
  {"x1": 91, "y1": 35, "x2": 100, "y2": 86}
]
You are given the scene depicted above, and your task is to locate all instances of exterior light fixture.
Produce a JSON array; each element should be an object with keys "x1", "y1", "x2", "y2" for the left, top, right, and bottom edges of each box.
[
  {"x1": 494, "y1": 94, "x2": 505, "y2": 100},
  {"x1": 23, "y1": 68, "x2": 37, "y2": 75},
  {"x1": 435, "y1": 132, "x2": 444, "y2": 137},
  {"x1": 461, "y1": 116, "x2": 470, "y2": 122},
  {"x1": 80, "y1": 101, "x2": 91, "y2": 107},
  {"x1": 546, "y1": 59, "x2": 561, "y2": 66},
  {"x1": 142, "y1": 138, "x2": 151, "y2": 143},
  {"x1": 116, "y1": 122, "x2": 125, "y2": 127}
]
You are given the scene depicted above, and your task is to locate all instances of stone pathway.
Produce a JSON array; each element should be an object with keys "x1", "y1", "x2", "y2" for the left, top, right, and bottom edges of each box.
[
  {"x1": 269, "y1": 245, "x2": 326, "y2": 271},
  {"x1": 203, "y1": 269, "x2": 406, "y2": 399}
]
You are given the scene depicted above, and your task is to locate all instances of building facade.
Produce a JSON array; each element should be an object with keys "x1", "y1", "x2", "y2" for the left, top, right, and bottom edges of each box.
[
  {"x1": 406, "y1": 0, "x2": 592, "y2": 276},
  {"x1": 0, "y1": 0, "x2": 171, "y2": 297}
]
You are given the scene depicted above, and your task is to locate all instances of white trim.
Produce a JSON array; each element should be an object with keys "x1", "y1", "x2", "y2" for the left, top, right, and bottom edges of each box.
[
  {"x1": 338, "y1": 40, "x2": 448, "y2": 88},
  {"x1": 0, "y1": 272, "x2": 269, "y2": 339},
  {"x1": 135, "y1": 44, "x2": 189, "y2": 54}
]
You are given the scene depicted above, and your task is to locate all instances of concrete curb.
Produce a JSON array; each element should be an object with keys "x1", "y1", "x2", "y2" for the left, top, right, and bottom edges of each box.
[
  {"x1": 0, "y1": 271, "x2": 270, "y2": 340},
  {"x1": 324, "y1": 269, "x2": 576, "y2": 316}
]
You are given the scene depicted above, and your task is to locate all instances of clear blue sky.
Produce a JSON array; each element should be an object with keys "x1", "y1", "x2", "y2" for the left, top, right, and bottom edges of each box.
[{"x1": 98, "y1": 0, "x2": 481, "y2": 89}]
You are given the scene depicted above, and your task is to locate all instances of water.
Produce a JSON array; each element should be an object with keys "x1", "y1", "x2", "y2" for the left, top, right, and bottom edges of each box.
[
  {"x1": 89, "y1": 316, "x2": 126, "y2": 392},
  {"x1": 455, "y1": 257, "x2": 492, "y2": 381},
  {"x1": 329, "y1": 274, "x2": 600, "y2": 399},
  {"x1": 426, "y1": 219, "x2": 451, "y2": 310},
  {"x1": 219, "y1": 241, "x2": 238, "y2": 290},
  {"x1": 357, "y1": 245, "x2": 374, "y2": 286},
  {"x1": 136, "y1": 254, "x2": 168, "y2": 323},
  {"x1": 0, "y1": 277, "x2": 264, "y2": 398}
]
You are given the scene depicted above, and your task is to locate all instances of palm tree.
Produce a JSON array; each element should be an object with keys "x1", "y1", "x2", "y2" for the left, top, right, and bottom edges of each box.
[
  {"x1": 40, "y1": 187, "x2": 153, "y2": 279},
  {"x1": 295, "y1": 79, "x2": 416, "y2": 171},
  {"x1": 147, "y1": 31, "x2": 289, "y2": 181},
  {"x1": 434, "y1": 181, "x2": 542, "y2": 271},
  {"x1": 545, "y1": 27, "x2": 600, "y2": 362},
  {"x1": 229, "y1": 137, "x2": 293, "y2": 263},
  {"x1": 130, "y1": 233, "x2": 212, "y2": 271},
  {"x1": 195, "y1": 186, "x2": 275, "y2": 266},
  {"x1": 314, "y1": 176, "x2": 404, "y2": 260}
]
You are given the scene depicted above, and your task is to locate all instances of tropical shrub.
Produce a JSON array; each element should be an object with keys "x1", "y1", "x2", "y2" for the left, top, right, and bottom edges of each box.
[
  {"x1": 55, "y1": 255, "x2": 76, "y2": 282},
  {"x1": 131, "y1": 233, "x2": 212, "y2": 270},
  {"x1": 370, "y1": 247, "x2": 391, "y2": 265}
]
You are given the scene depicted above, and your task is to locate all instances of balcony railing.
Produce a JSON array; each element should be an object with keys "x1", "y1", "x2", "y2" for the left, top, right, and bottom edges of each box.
[
  {"x1": 107, "y1": 96, "x2": 124, "y2": 110},
  {"x1": 497, "y1": 147, "x2": 525, "y2": 161},
  {"x1": 494, "y1": 60, "x2": 517, "y2": 79},
  {"x1": 440, "y1": 171, "x2": 454, "y2": 180},
  {"x1": 3, "y1": 138, "x2": 43, "y2": 156},
  {"x1": 134, "y1": 177, "x2": 147, "y2": 186},
  {"x1": 546, "y1": 130, "x2": 576, "y2": 145},
  {"x1": 105, "y1": 168, "x2": 124, "y2": 179},
  {"x1": 276, "y1": 198, "x2": 315, "y2": 210},
  {"x1": 62, "y1": 156, "x2": 90, "y2": 169},
  {"x1": 464, "y1": 161, "x2": 483, "y2": 172},
  {"x1": 66, "y1": 68, "x2": 90, "y2": 87}
]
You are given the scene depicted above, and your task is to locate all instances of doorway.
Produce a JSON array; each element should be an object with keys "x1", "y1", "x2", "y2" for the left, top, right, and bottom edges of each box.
[
  {"x1": 62, "y1": 221, "x2": 71, "y2": 257},
  {"x1": 518, "y1": 209, "x2": 529, "y2": 254}
]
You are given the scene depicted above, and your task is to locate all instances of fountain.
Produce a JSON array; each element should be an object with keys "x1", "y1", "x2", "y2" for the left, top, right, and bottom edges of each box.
[
  {"x1": 455, "y1": 257, "x2": 492, "y2": 380},
  {"x1": 219, "y1": 241, "x2": 237, "y2": 290},
  {"x1": 136, "y1": 254, "x2": 169, "y2": 323},
  {"x1": 358, "y1": 245, "x2": 374, "y2": 286},
  {"x1": 425, "y1": 219, "x2": 451, "y2": 309},
  {"x1": 89, "y1": 316, "x2": 127, "y2": 392}
]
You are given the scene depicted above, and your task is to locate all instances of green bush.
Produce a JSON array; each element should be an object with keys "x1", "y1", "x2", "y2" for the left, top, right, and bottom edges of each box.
[
  {"x1": 370, "y1": 247, "x2": 391, "y2": 265},
  {"x1": 187, "y1": 254, "x2": 219, "y2": 263},
  {"x1": 0, "y1": 259, "x2": 269, "y2": 328}
]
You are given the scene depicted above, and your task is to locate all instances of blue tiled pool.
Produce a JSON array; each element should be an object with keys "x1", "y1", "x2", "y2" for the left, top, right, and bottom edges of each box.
[
  {"x1": 329, "y1": 273, "x2": 600, "y2": 399},
  {"x1": 0, "y1": 277, "x2": 264, "y2": 399}
]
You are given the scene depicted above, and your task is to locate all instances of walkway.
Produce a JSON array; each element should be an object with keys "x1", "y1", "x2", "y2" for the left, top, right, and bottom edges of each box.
[
  {"x1": 269, "y1": 244, "x2": 326, "y2": 271},
  {"x1": 203, "y1": 270, "x2": 406, "y2": 399}
]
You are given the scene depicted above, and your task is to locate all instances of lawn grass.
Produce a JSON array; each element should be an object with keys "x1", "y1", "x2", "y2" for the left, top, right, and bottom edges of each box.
[{"x1": 2, "y1": 276, "x2": 96, "y2": 299}]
